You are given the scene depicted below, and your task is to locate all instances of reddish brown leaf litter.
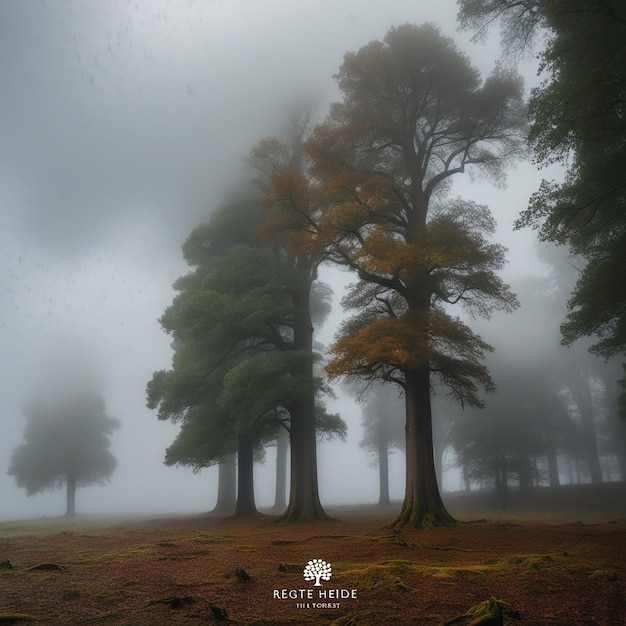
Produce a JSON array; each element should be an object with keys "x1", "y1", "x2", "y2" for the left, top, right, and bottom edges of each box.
[{"x1": 1, "y1": 492, "x2": 625, "y2": 625}]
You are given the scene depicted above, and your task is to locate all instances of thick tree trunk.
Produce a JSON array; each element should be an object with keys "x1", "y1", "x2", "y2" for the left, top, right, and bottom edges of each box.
[
  {"x1": 273, "y1": 429, "x2": 288, "y2": 511},
  {"x1": 283, "y1": 392, "x2": 329, "y2": 521},
  {"x1": 390, "y1": 369, "x2": 454, "y2": 528},
  {"x1": 212, "y1": 453, "x2": 236, "y2": 515},
  {"x1": 234, "y1": 433, "x2": 258, "y2": 518},
  {"x1": 66, "y1": 470, "x2": 76, "y2": 518},
  {"x1": 377, "y1": 418, "x2": 390, "y2": 507},
  {"x1": 281, "y1": 278, "x2": 329, "y2": 522}
]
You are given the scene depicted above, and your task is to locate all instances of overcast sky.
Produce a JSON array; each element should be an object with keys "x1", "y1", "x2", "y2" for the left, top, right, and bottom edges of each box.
[{"x1": 0, "y1": 0, "x2": 557, "y2": 520}]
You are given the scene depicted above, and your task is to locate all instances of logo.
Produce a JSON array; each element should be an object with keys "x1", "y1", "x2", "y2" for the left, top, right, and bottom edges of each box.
[
  {"x1": 303, "y1": 559, "x2": 332, "y2": 586},
  {"x1": 272, "y1": 557, "x2": 357, "y2": 609}
]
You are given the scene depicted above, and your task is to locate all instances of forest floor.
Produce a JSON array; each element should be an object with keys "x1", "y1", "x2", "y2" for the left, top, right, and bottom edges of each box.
[{"x1": 1, "y1": 482, "x2": 625, "y2": 625}]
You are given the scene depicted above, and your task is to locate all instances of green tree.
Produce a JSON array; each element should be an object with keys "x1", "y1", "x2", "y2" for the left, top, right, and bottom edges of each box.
[
  {"x1": 459, "y1": 0, "x2": 626, "y2": 412},
  {"x1": 8, "y1": 388, "x2": 119, "y2": 517},
  {"x1": 147, "y1": 193, "x2": 343, "y2": 518},
  {"x1": 300, "y1": 24, "x2": 525, "y2": 527},
  {"x1": 147, "y1": 198, "x2": 286, "y2": 517}
]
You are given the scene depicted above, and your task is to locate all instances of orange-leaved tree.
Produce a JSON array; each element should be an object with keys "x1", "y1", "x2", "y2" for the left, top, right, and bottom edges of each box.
[{"x1": 265, "y1": 24, "x2": 526, "y2": 527}]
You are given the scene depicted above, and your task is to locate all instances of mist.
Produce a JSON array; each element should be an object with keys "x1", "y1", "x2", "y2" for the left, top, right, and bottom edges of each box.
[{"x1": 1, "y1": 0, "x2": 623, "y2": 523}]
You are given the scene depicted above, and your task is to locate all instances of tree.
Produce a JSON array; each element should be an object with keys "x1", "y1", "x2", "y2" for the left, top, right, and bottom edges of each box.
[
  {"x1": 158, "y1": 391, "x2": 238, "y2": 515},
  {"x1": 358, "y1": 383, "x2": 405, "y2": 507},
  {"x1": 250, "y1": 113, "x2": 338, "y2": 522},
  {"x1": 296, "y1": 24, "x2": 525, "y2": 527},
  {"x1": 459, "y1": 0, "x2": 626, "y2": 413},
  {"x1": 457, "y1": 0, "x2": 544, "y2": 56},
  {"x1": 272, "y1": 428, "x2": 289, "y2": 511},
  {"x1": 8, "y1": 388, "x2": 119, "y2": 517},
  {"x1": 147, "y1": 192, "x2": 344, "y2": 518},
  {"x1": 450, "y1": 356, "x2": 575, "y2": 505},
  {"x1": 147, "y1": 197, "x2": 286, "y2": 518},
  {"x1": 303, "y1": 559, "x2": 332, "y2": 586}
]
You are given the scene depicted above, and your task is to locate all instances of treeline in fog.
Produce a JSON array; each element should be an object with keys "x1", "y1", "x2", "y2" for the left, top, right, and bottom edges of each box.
[{"x1": 4, "y1": 1, "x2": 625, "y2": 526}]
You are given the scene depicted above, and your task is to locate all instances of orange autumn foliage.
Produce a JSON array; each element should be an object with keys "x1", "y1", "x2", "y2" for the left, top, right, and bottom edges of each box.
[{"x1": 325, "y1": 314, "x2": 429, "y2": 380}]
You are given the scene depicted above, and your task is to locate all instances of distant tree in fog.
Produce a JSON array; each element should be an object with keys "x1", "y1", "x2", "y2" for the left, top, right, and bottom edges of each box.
[
  {"x1": 358, "y1": 383, "x2": 405, "y2": 507},
  {"x1": 8, "y1": 388, "x2": 119, "y2": 517},
  {"x1": 261, "y1": 24, "x2": 525, "y2": 526},
  {"x1": 448, "y1": 265, "x2": 626, "y2": 495},
  {"x1": 450, "y1": 365, "x2": 573, "y2": 506}
]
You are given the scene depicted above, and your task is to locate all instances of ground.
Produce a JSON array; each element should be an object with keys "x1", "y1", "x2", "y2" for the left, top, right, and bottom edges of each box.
[{"x1": 1, "y1": 483, "x2": 625, "y2": 625}]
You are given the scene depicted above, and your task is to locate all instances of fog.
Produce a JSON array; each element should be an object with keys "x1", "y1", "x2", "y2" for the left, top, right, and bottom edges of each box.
[{"x1": 1, "y1": 0, "x2": 620, "y2": 522}]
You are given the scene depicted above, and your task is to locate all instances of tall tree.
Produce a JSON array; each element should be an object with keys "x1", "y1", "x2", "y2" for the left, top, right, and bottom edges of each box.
[
  {"x1": 147, "y1": 197, "x2": 286, "y2": 518},
  {"x1": 459, "y1": 0, "x2": 626, "y2": 412},
  {"x1": 250, "y1": 112, "x2": 336, "y2": 522},
  {"x1": 8, "y1": 388, "x2": 119, "y2": 517},
  {"x1": 147, "y1": 192, "x2": 343, "y2": 518},
  {"x1": 285, "y1": 23, "x2": 525, "y2": 527},
  {"x1": 358, "y1": 383, "x2": 405, "y2": 507}
]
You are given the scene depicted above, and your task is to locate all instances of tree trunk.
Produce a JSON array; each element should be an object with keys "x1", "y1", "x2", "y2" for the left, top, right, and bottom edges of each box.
[
  {"x1": 273, "y1": 429, "x2": 288, "y2": 511},
  {"x1": 283, "y1": 392, "x2": 329, "y2": 521},
  {"x1": 234, "y1": 433, "x2": 258, "y2": 518},
  {"x1": 544, "y1": 414, "x2": 561, "y2": 488},
  {"x1": 212, "y1": 453, "x2": 236, "y2": 515},
  {"x1": 462, "y1": 464, "x2": 471, "y2": 492},
  {"x1": 496, "y1": 450, "x2": 508, "y2": 510},
  {"x1": 390, "y1": 368, "x2": 454, "y2": 528},
  {"x1": 598, "y1": 359, "x2": 626, "y2": 481},
  {"x1": 377, "y1": 417, "x2": 390, "y2": 507},
  {"x1": 281, "y1": 278, "x2": 329, "y2": 522},
  {"x1": 570, "y1": 370, "x2": 603, "y2": 484},
  {"x1": 66, "y1": 470, "x2": 76, "y2": 518}
]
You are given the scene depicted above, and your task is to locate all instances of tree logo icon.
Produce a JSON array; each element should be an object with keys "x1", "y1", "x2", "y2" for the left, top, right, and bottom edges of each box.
[{"x1": 303, "y1": 558, "x2": 332, "y2": 586}]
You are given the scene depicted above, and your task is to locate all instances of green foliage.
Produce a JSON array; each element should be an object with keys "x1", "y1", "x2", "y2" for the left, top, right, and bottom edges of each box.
[
  {"x1": 147, "y1": 200, "x2": 287, "y2": 468},
  {"x1": 315, "y1": 402, "x2": 347, "y2": 442},
  {"x1": 163, "y1": 402, "x2": 234, "y2": 471},
  {"x1": 461, "y1": 0, "x2": 626, "y2": 411},
  {"x1": 220, "y1": 351, "x2": 315, "y2": 428},
  {"x1": 527, "y1": 3, "x2": 626, "y2": 409},
  {"x1": 147, "y1": 193, "x2": 345, "y2": 473},
  {"x1": 8, "y1": 389, "x2": 119, "y2": 496}
]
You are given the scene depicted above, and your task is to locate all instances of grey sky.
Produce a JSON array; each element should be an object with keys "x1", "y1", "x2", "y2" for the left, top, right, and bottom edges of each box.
[{"x1": 0, "y1": 0, "x2": 556, "y2": 519}]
